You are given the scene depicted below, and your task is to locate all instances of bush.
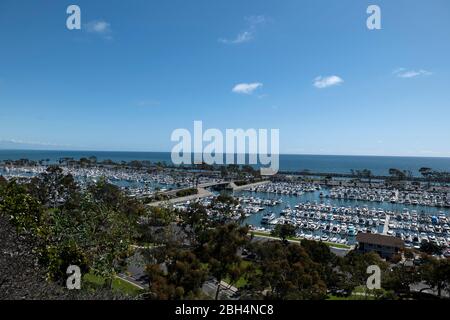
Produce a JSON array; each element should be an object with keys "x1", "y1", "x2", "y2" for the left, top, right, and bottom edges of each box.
[
  {"x1": 389, "y1": 253, "x2": 402, "y2": 264},
  {"x1": 41, "y1": 242, "x2": 90, "y2": 283},
  {"x1": 420, "y1": 241, "x2": 443, "y2": 255},
  {"x1": 215, "y1": 192, "x2": 238, "y2": 205},
  {"x1": 146, "y1": 194, "x2": 170, "y2": 202},
  {"x1": 271, "y1": 224, "x2": 296, "y2": 241},
  {"x1": 176, "y1": 188, "x2": 198, "y2": 197}
]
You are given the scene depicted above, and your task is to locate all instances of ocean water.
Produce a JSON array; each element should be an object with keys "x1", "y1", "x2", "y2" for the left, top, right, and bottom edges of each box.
[{"x1": 1, "y1": 150, "x2": 450, "y2": 176}]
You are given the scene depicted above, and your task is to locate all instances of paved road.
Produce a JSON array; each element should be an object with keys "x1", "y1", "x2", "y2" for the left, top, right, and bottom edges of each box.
[
  {"x1": 123, "y1": 250, "x2": 149, "y2": 288},
  {"x1": 250, "y1": 234, "x2": 352, "y2": 256},
  {"x1": 410, "y1": 282, "x2": 449, "y2": 298},
  {"x1": 202, "y1": 279, "x2": 239, "y2": 300},
  {"x1": 116, "y1": 274, "x2": 146, "y2": 290}
]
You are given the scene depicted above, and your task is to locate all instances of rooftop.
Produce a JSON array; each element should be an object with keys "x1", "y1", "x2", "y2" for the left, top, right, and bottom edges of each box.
[{"x1": 356, "y1": 233, "x2": 404, "y2": 248}]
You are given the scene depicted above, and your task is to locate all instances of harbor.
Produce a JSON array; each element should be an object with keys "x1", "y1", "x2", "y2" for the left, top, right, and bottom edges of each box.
[
  {"x1": 0, "y1": 164, "x2": 221, "y2": 198},
  {"x1": 238, "y1": 182, "x2": 450, "y2": 247},
  {"x1": 2, "y1": 163, "x2": 450, "y2": 249},
  {"x1": 170, "y1": 181, "x2": 450, "y2": 248}
]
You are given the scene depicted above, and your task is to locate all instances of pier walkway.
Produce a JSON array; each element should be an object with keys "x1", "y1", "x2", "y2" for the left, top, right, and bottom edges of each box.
[
  {"x1": 383, "y1": 215, "x2": 390, "y2": 235},
  {"x1": 232, "y1": 180, "x2": 270, "y2": 191},
  {"x1": 147, "y1": 180, "x2": 270, "y2": 207},
  {"x1": 148, "y1": 187, "x2": 213, "y2": 207}
]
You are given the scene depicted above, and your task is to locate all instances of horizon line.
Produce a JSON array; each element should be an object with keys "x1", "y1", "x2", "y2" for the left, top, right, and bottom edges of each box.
[{"x1": 1, "y1": 148, "x2": 450, "y2": 160}]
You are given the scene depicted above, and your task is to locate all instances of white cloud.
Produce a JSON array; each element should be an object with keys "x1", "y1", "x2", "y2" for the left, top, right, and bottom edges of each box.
[
  {"x1": 0, "y1": 139, "x2": 70, "y2": 148},
  {"x1": 393, "y1": 68, "x2": 432, "y2": 78},
  {"x1": 219, "y1": 15, "x2": 267, "y2": 45},
  {"x1": 219, "y1": 31, "x2": 253, "y2": 44},
  {"x1": 313, "y1": 75, "x2": 344, "y2": 89},
  {"x1": 84, "y1": 20, "x2": 112, "y2": 39},
  {"x1": 232, "y1": 83, "x2": 263, "y2": 95}
]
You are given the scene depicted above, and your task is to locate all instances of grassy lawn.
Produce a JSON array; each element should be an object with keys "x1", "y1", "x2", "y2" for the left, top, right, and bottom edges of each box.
[
  {"x1": 327, "y1": 286, "x2": 377, "y2": 300},
  {"x1": 223, "y1": 275, "x2": 248, "y2": 289},
  {"x1": 223, "y1": 260, "x2": 256, "y2": 289},
  {"x1": 203, "y1": 260, "x2": 256, "y2": 289},
  {"x1": 249, "y1": 231, "x2": 352, "y2": 249},
  {"x1": 83, "y1": 272, "x2": 144, "y2": 297},
  {"x1": 328, "y1": 294, "x2": 373, "y2": 300}
]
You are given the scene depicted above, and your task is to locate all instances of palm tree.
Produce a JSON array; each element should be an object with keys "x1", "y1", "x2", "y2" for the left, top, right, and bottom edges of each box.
[{"x1": 419, "y1": 167, "x2": 433, "y2": 188}]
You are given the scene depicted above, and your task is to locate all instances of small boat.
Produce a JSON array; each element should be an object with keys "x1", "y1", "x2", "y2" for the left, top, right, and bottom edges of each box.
[{"x1": 261, "y1": 212, "x2": 276, "y2": 224}]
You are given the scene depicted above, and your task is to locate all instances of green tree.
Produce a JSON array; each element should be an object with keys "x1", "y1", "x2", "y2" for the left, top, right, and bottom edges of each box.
[
  {"x1": 419, "y1": 255, "x2": 450, "y2": 298},
  {"x1": 41, "y1": 241, "x2": 90, "y2": 284},
  {"x1": 339, "y1": 251, "x2": 388, "y2": 293},
  {"x1": 180, "y1": 202, "x2": 210, "y2": 245},
  {"x1": 300, "y1": 240, "x2": 341, "y2": 291},
  {"x1": 0, "y1": 180, "x2": 44, "y2": 235},
  {"x1": 420, "y1": 241, "x2": 442, "y2": 255},
  {"x1": 200, "y1": 223, "x2": 249, "y2": 300},
  {"x1": 29, "y1": 165, "x2": 79, "y2": 209},
  {"x1": 81, "y1": 201, "x2": 136, "y2": 287},
  {"x1": 361, "y1": 169, "x2": 373, "y2": 184},
  {"x1": 271, "y1": 224, "x2": 296, "y2": 243},
  {"x1": 0, "y1": 175, "x2": 7, "y2": 187},
  {"x1": 88, "y1": 178, "x2": 123, "y2": 208},
  {"x1": 388, "y1": 168, "x2": 406, "y2": 181},
  {"x1": 246, "y1": 241, "x2": 327, "y2": 300},
  {"x1": 419, "y1": 167, "x2": 433, "y2": 188},
  {"x1": 1, "y1": 170, "x2": 140, "y2": 292},
  {"x1": 383, "y1": 264, "x2": 418, "y2": 298},
  {"x1": 214, "y1": 192, "x2": 238, "y2": 206},
  {"x1": 146, "y1": 249, "x2": 207, "y2": 300}
]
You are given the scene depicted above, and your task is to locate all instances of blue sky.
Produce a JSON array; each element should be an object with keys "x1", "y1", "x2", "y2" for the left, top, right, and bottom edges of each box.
[{"x1": 0, "y1": 0, "x2": 449, "y2": 156}]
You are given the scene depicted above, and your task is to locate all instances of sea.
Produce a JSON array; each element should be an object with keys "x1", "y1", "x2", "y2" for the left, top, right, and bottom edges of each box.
[{"x1": 1, "y1": 150, "x2": 450, "y2": 177}]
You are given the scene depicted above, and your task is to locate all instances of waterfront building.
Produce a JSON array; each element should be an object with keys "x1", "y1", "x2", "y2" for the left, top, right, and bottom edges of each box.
[{"x1": 356, "y1": 233, "x2": 404, "y2": 259}]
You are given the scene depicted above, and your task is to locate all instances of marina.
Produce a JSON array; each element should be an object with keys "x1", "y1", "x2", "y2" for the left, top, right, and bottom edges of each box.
[
  {"x1": 0, "y1": 165, "x2": 219, "y2": 198},
  {"x1": 239, "y1": 183, "x2": 450, "y2": 246},
  {"x1": 326, "y1": 186, "x2": 450, "y2": 208},
  {"x1": 171, "y1": 181, "x2": 450, "y2": 248},
  {"x1": 2, "y1": 164, "x2": 450, "y2": 248}
]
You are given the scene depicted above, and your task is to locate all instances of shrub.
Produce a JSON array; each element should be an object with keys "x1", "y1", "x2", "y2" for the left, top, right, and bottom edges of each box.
[{"x1": 176, "y1": 188, "x2": 198, "y2": 197}]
